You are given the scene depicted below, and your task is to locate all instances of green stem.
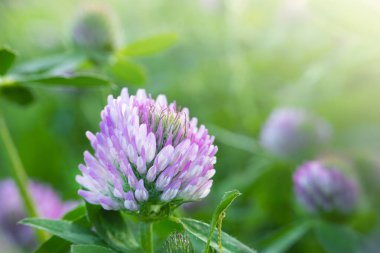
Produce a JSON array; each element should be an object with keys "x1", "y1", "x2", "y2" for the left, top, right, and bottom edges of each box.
[
  {"x1": 140, "y1": 222, "x2": 153, "y2": 253},
  {"x1": 0, "y1": 112, "x2": 46, "y2": 242}
]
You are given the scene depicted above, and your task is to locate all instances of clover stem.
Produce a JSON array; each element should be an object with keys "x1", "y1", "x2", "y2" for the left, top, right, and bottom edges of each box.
[
  {"x1": 0, "y1": 111, "x2": 46, "y2": 242},
  {"x1": 140, "y1": 221, "x2": 154, "y2": 253}
]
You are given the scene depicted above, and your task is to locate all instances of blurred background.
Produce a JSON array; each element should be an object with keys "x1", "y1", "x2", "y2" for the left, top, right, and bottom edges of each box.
[{"x1": 1, "y1": 0, "x2": 380, "y2": 252}]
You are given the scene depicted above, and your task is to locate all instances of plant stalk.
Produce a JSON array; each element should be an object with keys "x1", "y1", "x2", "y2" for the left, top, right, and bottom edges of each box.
[
  {"x1": 0, "y1": 112, "x2": 46, "y2": 242},
  {"x1": 140, "y1": 222, "x2": 154, "y2": 253}
]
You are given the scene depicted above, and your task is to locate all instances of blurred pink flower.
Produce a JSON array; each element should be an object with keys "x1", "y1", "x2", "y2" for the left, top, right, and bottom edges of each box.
[{"x1": 0, "y1": 179, "x2": 76, "y2": 250}]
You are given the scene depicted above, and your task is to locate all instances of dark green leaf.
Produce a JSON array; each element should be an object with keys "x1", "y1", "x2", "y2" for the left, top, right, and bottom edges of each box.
[
  {"x1": 35, "y1": 236, "x2": 71, "y2": 253},
  {"x1": 314, "y1": 221, "x2": 359, "y2": 253},
  {"x1": 251, "y1": 165, "x2": 294, "y2": 224},
  {"x1": 119, "y1": 33, "x2": 178, "y2": 57},
  {"x1": 177, "y1": 218, "x2": 256, "y2": 253},
  {"x1": 259, "y1": 220, "x2": 313, "y2": 253},
  {"x1": 71, "y1": 245, "x2": 118, "y2": 253},
  {"x1": 205, "y1": 190, "x2": 241, "y2": 253},
  {"x1": 0, "y1": 47, "x2": 16, "y2": 75},
  {"x1": 86, "y1": 203, "x2": 140, "y2": 252},
  {"x1": 20, "y1": 218, "x2": 103, "y2": 245},
  {"x1": 17, "y1": 74, "x2": 111, "y2": 87},
  {"x1": 108, "y1": 59, "x2": 146, "y2": 85},
  {"x1": 0, "y1": 85, "x2": 34, "y2": 105}
]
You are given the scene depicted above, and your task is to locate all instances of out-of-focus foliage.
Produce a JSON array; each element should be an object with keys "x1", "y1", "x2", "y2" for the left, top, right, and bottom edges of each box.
[{"x1": 1, "y1": 0, "x2": 380, "y2": 252}]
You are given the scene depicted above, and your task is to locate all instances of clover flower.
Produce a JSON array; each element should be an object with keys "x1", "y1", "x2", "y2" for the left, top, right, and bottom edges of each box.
[
  {"x1": 260, "y1": 108, "x2": 331, "y2": 157},
  {"x1": 0, "y1": 179, "x2": 76, "y2": 249},
  {"x1": 77, "y1": 89, "x2": 217, "y2": 219},
  {"x1": 293, "y1": 161, "x2": 358, "y2": 215}
]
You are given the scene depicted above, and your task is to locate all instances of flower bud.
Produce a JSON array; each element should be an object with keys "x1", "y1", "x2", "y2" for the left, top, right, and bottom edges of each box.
[
  {"x1": 260, "y1": 108, "x2": 331, "y2": 157},
  {"x1": 71, "y1": 4, "x2": 118, "y2": 54},
  {"x1": 162, "y1": 232, "x2": 194, "y2": 253},
  {"x1": 293, "y1": 161, "x2": 358, "y2": 215}
]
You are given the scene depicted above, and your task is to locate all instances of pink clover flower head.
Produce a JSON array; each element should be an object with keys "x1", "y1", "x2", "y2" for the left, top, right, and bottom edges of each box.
[{"x1": 77, "y1": 88, "x2": 217, "y2": 219}]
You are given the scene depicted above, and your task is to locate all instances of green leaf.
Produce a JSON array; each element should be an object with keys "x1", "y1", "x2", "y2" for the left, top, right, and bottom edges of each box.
[
  {"x1": 208, "y1": 125, "x2": 260, "y2": 153},
  {"x1": 20, "y1": 218, "x2": 103, "y2": 245},
  {"x1": 0, "y1": 47, "x2": 16, "y2": 75},
  {"x1": 177, "y1": 218, "x2": 256, "y2": 253},
  {"x1": 119, "y1": 33, "x2": 178, "y2": 57},
  {"x1": 35, "y1": 236, "x2": 71, "y2": 253},
  {"x1": 86, "y1": 203, "x2": 140, "y2": 252},
  {"x1": 35, "y1": 205, "x2": 88, "y2": 253},
  {"x1": 13, "y1": 53, "x2": 86, "y2": 75},
  {"x1": 314, "y1": 220, "x2": 359, "y2": 253},
  {"x1": 108, "y1": 59, "x2": 146, "y2": 85},
  {"x1": 205, "y1": 190, "x2": 242, "y2": 253},
  {"x1": 62, "y1": 204, "x2": 87, "y2": 221},
  {"x1": 259, "y1": 220, "x2": 313, "y2": 253},
  {"x1": 0, "y1": 85, "x2": 34, "y2": 105},
  {"x1": 16, "y1": 74, "x2": 111, "y2": 87},
  {"x1": 71, "y1": 245, "x2": 118, "y2": 253},
  {"x1": 187, "y1": 233, "x2": 217, "y2": 253}
]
